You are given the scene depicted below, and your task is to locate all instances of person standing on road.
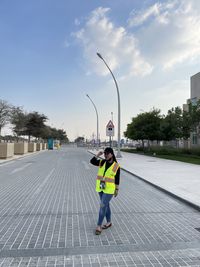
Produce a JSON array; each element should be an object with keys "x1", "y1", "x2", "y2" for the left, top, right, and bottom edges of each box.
[{"x1": 90, "y1": 147, "x2": 120, "y2": 235}]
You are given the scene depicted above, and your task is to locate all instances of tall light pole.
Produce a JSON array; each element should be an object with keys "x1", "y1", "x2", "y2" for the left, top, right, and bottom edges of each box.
[
  {"x1": 97, "y1": 52, "x2": 122, "y2": 157},
  {"x1": 111, "y1": 112, "x2": 113, "y2": 148},
  {"x1": 86, "y1": 94, "x2": 99, "y2": 149}
]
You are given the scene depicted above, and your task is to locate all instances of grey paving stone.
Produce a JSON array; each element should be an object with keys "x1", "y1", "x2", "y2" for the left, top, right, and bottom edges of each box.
[{"x1": 0, "y1": 148, "x2": 200, "y2": 266}]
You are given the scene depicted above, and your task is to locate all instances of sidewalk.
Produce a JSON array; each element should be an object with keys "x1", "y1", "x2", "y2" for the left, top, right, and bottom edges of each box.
[{"x1": 89, "y1": 149, "x2": 200, "y2": 211}]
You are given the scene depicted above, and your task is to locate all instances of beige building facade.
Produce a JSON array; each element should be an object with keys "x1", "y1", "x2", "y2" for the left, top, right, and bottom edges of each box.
[{"x1": 183, "y1": 72, "x2": 200, "y2": 147}]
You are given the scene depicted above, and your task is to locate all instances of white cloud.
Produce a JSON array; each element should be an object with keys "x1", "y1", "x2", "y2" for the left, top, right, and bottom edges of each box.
[
  {"x1": 72, "y1": 1, "x2": 200, "y2": 79},
  {"x1": 74, "y1": 18, "x2": 81, "y2": 26},
  {"x1": 128, "y1": 3, "x2": 161, "y2": 27},
  {"x1": 73, "y1": 7, "x2": 153, "y2": 78},
  {"x1": 128, "y1": 0, "x2": 200, "y2": 70}
]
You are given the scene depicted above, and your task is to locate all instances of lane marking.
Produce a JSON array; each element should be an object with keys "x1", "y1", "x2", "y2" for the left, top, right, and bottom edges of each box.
[
  {"x1": 23, "y1": 168, "x2": 55, "y2": 208},
  {"x1": 10, "y1": 163, "x2": 33, "y2": 174},
  {"x1": 34, "y1": 168, "x2": 55, "y2": 195}
]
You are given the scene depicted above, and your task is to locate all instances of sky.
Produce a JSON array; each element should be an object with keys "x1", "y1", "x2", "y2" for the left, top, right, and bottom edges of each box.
[{"x1": 1, "y1": 0, "x2": 200, "y2": 141}]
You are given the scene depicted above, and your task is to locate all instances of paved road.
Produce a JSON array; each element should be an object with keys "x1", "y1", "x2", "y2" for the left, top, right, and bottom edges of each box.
[{"x1": 0, "y1": 146, "x2": 200, "y2": 266}]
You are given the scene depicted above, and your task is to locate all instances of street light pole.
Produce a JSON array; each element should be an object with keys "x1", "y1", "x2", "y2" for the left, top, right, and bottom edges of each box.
[
  {"x1": 97, "y1": 52, "x2": 122, "y2": 158},
  {"x1": 86, "y1": 94, "x2": 99, "y2": 149},
  {"x1": 111, "y1": 111, "x2": 113, "y2": 148}
]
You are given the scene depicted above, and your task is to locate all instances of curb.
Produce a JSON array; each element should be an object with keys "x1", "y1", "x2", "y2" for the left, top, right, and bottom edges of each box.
[
  {"x1": 88, "y1": 150, "x2": 200, "y2": 212},
  {"x1": 121, "y1": 167, "x2": 200, "y2": 213}
]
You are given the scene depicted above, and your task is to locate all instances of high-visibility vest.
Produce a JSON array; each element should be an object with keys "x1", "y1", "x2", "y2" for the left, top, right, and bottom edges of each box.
[{"x1": 96, "y1": 160, "x2": 119, "y2": 194}]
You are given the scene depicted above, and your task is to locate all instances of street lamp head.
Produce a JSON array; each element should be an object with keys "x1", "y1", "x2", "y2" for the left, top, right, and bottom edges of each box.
[
  {"x1": 96, "y1": 52, "x2": 103, "y2": 60},
  {"x1": 86, "y1": 94, "x2": 89, "y2": 98}
]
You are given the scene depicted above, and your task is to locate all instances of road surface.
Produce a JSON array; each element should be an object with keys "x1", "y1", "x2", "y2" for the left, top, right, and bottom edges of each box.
[{"x1": 0, "y1": 146, "x2": 200, "y2": 266}]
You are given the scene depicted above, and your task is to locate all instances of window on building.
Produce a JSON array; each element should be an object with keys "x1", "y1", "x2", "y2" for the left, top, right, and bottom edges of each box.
[{"x1": 191, "y1": 97, "x2": 197, "y2": 106}]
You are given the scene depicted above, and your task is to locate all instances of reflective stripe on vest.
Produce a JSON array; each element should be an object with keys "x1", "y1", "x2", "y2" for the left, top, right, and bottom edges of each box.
[
  {"x1": 96, "y1": 175, "x2": 115, "y2": 183},
  {"x1": 112, "y1": 162, "x2": 119, "y2": 173},
  {"x1": 96, "y1": 161, "x2": 119, "y2": 194}
]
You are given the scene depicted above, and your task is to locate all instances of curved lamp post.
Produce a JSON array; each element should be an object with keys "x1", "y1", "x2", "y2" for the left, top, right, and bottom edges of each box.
[
  {"x1": 96, "y1": 52, "x2": 122, "y2": 158},
  {"x1": 86, "y1": 94, "x2": 99, "y2": 149}
]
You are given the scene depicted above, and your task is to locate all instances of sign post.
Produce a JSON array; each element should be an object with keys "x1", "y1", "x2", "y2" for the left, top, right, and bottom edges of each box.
[{"x1": 106, "y1": 120, "x2": 114, "y2": 147}]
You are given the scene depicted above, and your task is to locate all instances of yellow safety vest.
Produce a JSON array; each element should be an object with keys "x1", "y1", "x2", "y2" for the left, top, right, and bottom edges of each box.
[{"x1": 96, "y1": 160, "x2": 119, "y2": 194}]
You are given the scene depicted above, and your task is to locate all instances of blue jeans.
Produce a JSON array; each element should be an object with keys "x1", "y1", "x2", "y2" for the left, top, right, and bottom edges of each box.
[{"x1": 97, "y1": 192, "x2": 113, "y2": 226}]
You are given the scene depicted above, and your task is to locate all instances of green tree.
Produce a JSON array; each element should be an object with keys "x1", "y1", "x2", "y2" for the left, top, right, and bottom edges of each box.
[
  {"x1": 10, "y1": 106, "x2": 27, "y2": 139},
  {"x1": 188, "y1": 100, "x2": 200, "y2": 132},
  {"x1": 57, "y1": 129, "x2": 69, "y2": 143},
  {"x1": 182, "y1": 110, "x2": 191, "y2": 140},
  {"x1": 24, "y1": 112, "x2": 48, "y2": 141},
  {"x1": 161, "y1": 107, "x2": 183, "y2": 143},
  {"x1": 74, "y1": 136, "x2": 84, "y2": 143},
  {"x1": 0, "y1": 99, "x2": 11, "y2": 135},
  {"x1": 40, "y1": 126, "x2": 68, "y2": 143},
  {"x1": 124, "y1": 109, "x2": 162, "y2": 148},
  {"x1": 49, "y1": 127, "x2": 60, "y2": 139},
  {"x1": 39, "y1": 125, "x2": 52, "y2": 140}
]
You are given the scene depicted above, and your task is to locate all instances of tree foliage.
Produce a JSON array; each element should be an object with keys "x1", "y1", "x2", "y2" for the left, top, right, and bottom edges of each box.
[
  {"x1": 10, "y1": 106, "x2": 27, "y2": 138},
  {"x1": 125, "y1": 101, "x2": 200, "y2": 146},
  {"x1": 23, "y1": 112, "x2": 48, "y2": 141},
  {"x1": 0, "y1": 99, "x2": 12, "y2": 135},
  {"x1": 124, "y1": 109, "x2": 162, "y2": 147},
  {"x1": 40, "y1": 126, "x2": 69, "y2": 142},
  {"x1": 1, "y1": 98, "x2": 69, "y2": 142},
  {"x1": 160, "y1": 107, "x2": 183, "y2": 141},
  {"x1": 187, "y1": 100, "x2": 200, "y2": 132},
  {"x1": 74, "y1": 136, "x2": 84, "y2": 143}
]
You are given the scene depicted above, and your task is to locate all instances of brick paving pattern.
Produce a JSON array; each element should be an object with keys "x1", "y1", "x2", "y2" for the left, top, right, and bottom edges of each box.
[{"x1": 0, "y1": 146, "x2": 200, "y2": 266}]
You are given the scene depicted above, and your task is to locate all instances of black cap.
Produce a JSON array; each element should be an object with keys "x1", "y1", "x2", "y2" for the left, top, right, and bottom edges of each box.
[{"x1": 104, "y1": 147, "x2": 114, "y2": 154}]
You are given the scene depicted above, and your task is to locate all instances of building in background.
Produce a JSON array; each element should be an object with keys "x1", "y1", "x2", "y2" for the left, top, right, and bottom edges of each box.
[{"x1": 183, "y1": 72, "x2": 200, "y2": 147}]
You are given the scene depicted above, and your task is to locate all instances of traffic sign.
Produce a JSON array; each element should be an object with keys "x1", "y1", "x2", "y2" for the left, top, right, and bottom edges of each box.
[{"x1": 106, "y1": 120, "x2": 114, "y2": 136}]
